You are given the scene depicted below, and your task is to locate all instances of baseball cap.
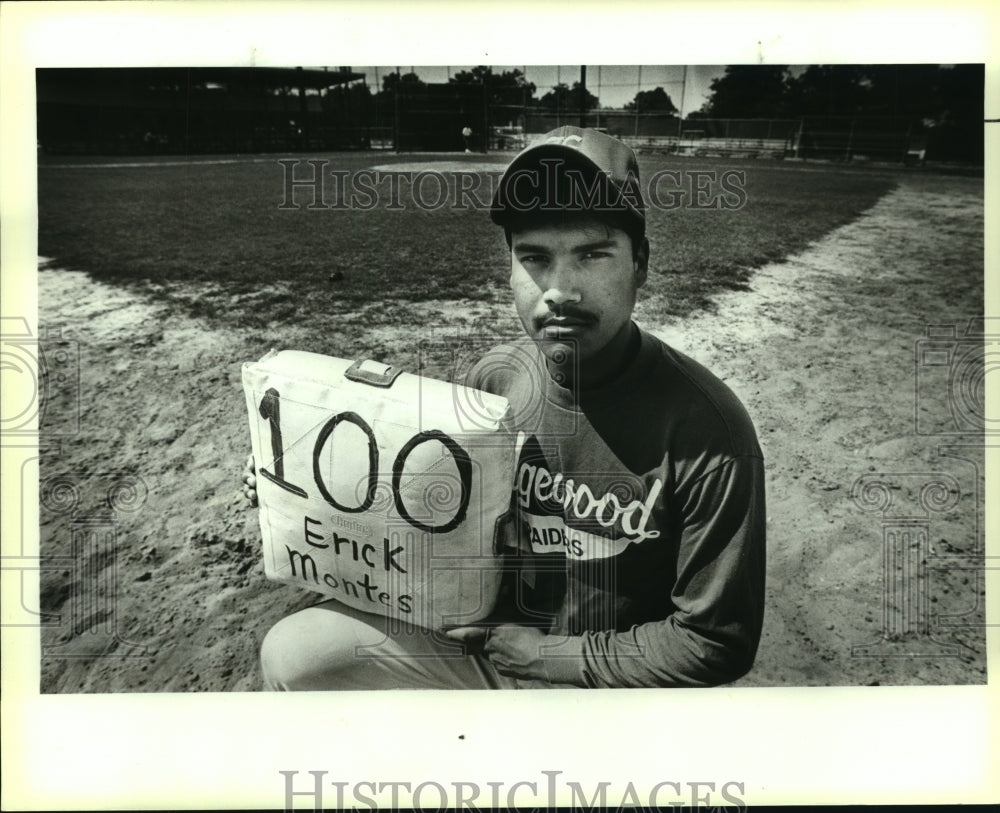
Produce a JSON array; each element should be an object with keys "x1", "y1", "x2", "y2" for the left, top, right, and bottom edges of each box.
[{"x1": 490, "y1": 126, "x2": 646, "y2": 231}]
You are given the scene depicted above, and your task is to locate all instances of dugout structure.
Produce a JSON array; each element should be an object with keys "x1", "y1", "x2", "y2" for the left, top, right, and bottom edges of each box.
[
  {"x1": 36, "y1": 69, "x2": 490, "y2": 155},
  {"x1": 36, "y1": 67, "x2": 367, "y2": 155}
]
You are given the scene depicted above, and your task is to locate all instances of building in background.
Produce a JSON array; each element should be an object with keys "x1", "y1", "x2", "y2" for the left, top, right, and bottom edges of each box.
[{"x1": 36, "y1": 67, "x2": 366, "y2": 155}]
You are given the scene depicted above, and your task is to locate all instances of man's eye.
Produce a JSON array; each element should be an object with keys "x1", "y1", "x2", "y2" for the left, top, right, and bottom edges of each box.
[
  {"x1": 581, "y1": 251, "x2": 610, "y2": 260},
  {"x1": 519, "y1": 255, "x2": 547, "y2": 265}
]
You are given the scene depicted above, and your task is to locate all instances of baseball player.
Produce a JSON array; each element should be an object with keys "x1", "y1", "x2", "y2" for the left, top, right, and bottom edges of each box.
[{"x1": 245, "y1": 127, "x2": 766, "y2": 689}]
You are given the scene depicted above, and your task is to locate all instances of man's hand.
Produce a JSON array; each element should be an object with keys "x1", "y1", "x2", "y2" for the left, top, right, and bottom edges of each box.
[
  {"x1": 445, "y1": 624, "x2": 548, "y2": 680},
  {"x1": 241, "y1": 453, "x2": 258, "y2": 507}
]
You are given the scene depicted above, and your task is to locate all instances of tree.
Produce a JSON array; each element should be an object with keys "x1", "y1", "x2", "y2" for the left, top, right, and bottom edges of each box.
[
  {"x1": 449, "y1": 65, "x2": 536, "y2": 106},
  {"x1": 624, "y1": 86, "x2": 677, "y2": 113},
  {"x1": 929, "y1": 64, "x2": 984, "y2": 162},
  {"x1": 935, "y1": 64, "x2": 983, "y2": 126},
  {"x1": 863, "y1": 64, "x2": 950, "y2": 119},
  {"x1": 537, "y1": 82, "x2": 599, "y2": 112},
  {"x1": 380, "y1": 70, "x2": 424, "y2": 94},
  {"x1": 783, "y1": 65, "x2": 871, "y2": 117},
  {"x1": 699, "y1": 65, "x2": 791, "y2": 117}
]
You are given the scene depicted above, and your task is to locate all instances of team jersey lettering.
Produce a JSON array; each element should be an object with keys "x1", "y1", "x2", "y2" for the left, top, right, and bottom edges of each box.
[
  {"x1": 524, "y1": 513, "x2": 635, "y2": 561},
  {"x1": 515, "y1": 458, "x2": 663, "y2": 555}
]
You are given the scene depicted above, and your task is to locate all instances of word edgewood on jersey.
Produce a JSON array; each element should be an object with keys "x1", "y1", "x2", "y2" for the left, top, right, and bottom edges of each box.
[{"x1": 242, "y1": 351, "x2": 517, "y2": 630}]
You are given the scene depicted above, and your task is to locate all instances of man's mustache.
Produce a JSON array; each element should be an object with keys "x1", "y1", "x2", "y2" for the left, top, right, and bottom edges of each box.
[{"x1": 535, "y1": 306, "x2": 598, "y2": 330}]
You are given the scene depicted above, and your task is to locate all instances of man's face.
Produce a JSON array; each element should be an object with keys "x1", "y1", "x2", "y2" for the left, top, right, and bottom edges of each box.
[{"x1": 509, "y1": 217, "x2": 649, "y2": 372}]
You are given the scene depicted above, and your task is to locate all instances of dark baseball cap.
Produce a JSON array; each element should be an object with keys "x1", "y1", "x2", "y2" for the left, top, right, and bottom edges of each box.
[{"x1": 490, "y1": 126, "x2": 646, "y2": 230}]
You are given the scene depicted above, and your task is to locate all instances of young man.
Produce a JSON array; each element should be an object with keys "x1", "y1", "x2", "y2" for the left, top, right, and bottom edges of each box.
[{"x1": 252, "y1": 127, "x2": 765, "y2": 689}]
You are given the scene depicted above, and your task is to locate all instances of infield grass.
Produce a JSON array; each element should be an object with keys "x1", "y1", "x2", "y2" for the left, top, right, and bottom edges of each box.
[{"x1": 38, "y1": 152, "x2": 900, "y2": 332}]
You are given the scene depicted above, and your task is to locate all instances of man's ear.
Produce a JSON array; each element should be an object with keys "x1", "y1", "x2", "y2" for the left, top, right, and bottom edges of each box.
[{"x1": 634, "y1": 237, "x2": 650, "y2": 288}]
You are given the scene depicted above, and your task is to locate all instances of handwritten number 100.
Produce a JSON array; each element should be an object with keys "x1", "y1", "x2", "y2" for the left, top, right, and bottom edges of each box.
[
  {"x1": 258, "y1": 388, "x2": 472, "y2": 534},
  {"x1": 258, "y1": 388, "x2": 308, "y2": 497}
]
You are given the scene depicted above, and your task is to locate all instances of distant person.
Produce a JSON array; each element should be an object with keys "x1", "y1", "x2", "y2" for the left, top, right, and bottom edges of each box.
[
  {"x1": 462, "y1": 125, "x2": 473, "y2": 153},
  {"x1": 246, "y1": 126, "x2": 766, "y2": 689}
]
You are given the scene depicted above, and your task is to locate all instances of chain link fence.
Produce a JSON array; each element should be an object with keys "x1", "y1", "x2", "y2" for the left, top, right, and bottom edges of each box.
[
  {"x1": 36, "y1": 67, "x2": 981, "y2": 164},
  {"x1": 335, "y1": 82, "x2": 976, "y2": 165}
]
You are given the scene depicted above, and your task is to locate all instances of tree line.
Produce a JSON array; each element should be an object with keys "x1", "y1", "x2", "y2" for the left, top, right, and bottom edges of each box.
[
  {"x1": 692, "y1": 64, "x2": 981, "y2": 126},
  {"x1": 334, "y1": 64, "x2": 981, "y2": 126}
]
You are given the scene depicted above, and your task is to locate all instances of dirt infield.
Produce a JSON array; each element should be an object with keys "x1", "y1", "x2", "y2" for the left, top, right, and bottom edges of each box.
[{"x1": 37, "y1": 172, "x2": 985, "y2": 692}]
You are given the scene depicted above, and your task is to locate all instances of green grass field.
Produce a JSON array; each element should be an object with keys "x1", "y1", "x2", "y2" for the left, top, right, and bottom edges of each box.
[{"x1": 38, "y1": 152, "x2": 900, "y2": 332}]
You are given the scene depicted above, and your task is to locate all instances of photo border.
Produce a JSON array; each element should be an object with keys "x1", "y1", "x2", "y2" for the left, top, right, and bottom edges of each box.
[{"x1": 2, "y1": 1, "x2": 997, "y2": 808}]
